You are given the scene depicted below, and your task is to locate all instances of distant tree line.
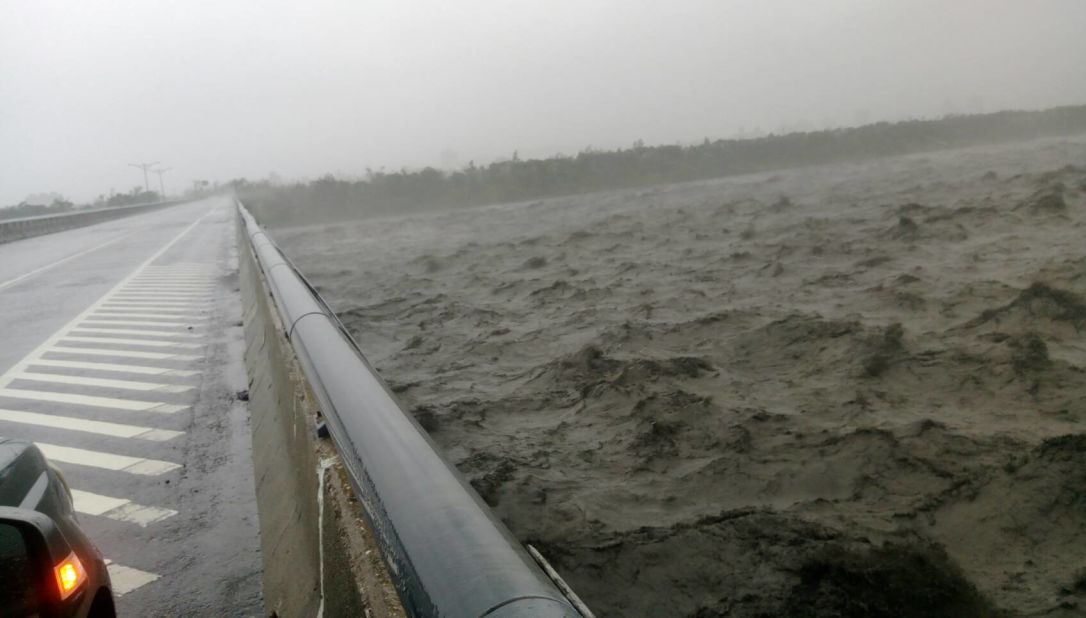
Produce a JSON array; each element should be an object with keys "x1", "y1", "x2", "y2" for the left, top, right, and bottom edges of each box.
[
  {"x1": 0, "y1": 197, "x2": 75, "y2": 220},
  {"x1": 247, "y1": 104, "x2": 1086, "y2": 225},
  {"x1": 0, "y1": 186, "x2": 161, "y2": 221},
  {"x1": 91, "y1": 188, "x2": 161, "y2": 209}
]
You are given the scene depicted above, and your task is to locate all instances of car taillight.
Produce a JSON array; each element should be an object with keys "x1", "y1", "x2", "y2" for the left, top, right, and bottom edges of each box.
[{"x1": 54, "y1": 552, "x2": 87, "y2": 600}]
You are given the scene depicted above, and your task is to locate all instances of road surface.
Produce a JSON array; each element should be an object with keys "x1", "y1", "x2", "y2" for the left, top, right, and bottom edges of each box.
[{"x1": 0, "y1": 197, "x2": 262, "y2": 615}]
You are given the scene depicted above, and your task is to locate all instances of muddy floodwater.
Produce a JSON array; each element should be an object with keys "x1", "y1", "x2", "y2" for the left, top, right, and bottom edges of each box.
[{"x1": 274, "y1": 137, "x2": 1086, "y2": 617}]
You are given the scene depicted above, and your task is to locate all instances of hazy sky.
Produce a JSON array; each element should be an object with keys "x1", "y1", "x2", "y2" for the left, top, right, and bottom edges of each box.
[{"x1": 2, "y1": 0, "x2": 1085, "y2": 205}]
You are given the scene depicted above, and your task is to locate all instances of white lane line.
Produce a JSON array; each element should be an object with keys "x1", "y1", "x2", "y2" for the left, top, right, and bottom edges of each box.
[
  {"x1": 0, "y1": 409, "x2": 183, "y2": 440},
  {"x1": 72, "y1": 490, "x2": 177, "y2": 527},
  {"x1": 12, "y1": 372, "x2": 193, "y2": 393},
  {"x1": 0, "y1": 233, "x2": 133, "y2": 292},
  {"x1": 81, "y1": 319, "x2": 199, "y2": 328},
  {"x1": 47, "y1": 346, "x2": 200, "y2": 361},
  {"x1": 104, "y1": 560, "x2": 161, "y2": 596},
  {"x1": 29, "y1": 359, "x2": 199, "y2": 377},
  {"x1": 0, "y1": 388, "x2": 188, "y2": 413},
  {"x1": 62, "y1": 336, "x2": 202, "y2": 349},
  {"x1": 72, "y1": 327, "x2": 199, "y2": 338},
  {"x1": 37, "y1": 443, "x2": 181, "y2": 475}
]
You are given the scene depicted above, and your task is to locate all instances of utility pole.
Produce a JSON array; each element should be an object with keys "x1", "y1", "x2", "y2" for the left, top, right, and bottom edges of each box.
[
  {"x1": 151, "y1": 167, "x2": 172, "y2": 198},
  {"x1": 128, "y1": 161, "x2": 159, "y2": 194}
]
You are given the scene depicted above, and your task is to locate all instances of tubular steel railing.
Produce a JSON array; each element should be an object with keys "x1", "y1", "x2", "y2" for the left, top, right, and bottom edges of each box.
[{"x1": 236, "y1": 200, "x2": 585, "y2": 618}]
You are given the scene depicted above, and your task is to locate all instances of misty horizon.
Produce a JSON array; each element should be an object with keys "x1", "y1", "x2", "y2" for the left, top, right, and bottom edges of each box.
[{"x1": 3, "y1": 0, "x2": 1085, "y2": 205}]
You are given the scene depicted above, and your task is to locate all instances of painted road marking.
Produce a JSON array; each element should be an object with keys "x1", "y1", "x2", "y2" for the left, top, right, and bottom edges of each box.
[
  {"x1": 118, "y1": 282, "x2": 210, "y2": 287},
  {"x1": 99, "y1": 305, "x2": 209, "y2": 312},
  {"x1": 124, "y1": 281, "x2": 214, "y2": 285},
  {"x1": 73, "y1": 327, "x2": 200, "y2": 338},
  {"x1": 81, "y1": 319, "x2": 200, "y2": 329},
  {"x1": 95, "y1": 306, "x2": 201, "y2": 313},
  {"x1": 106, "y1": 294, "x2": 208, "y2": 300},
  {"x1": 0, "y1": 388, "x2": 188, "y2": 413},
  {"x1": 62, "y1": 336, "x2": 202, "y2": 349},
  {"x1": 130, "y1": 278, "x2": 212, "y2": 282},
  {"x1": 37, "y1": 443, "x2": 180, "y2": 475},
  {"x1": 12, "y1": 372, "x2": 193, "y2": 393},
  {"x1": 47, "y1": 346, "x2": 200, "y2": 361},
  {"x1": 104, "y1": 560, "x2": 161, "y2": 596},
  {"x1": 0, "y1": 233, "x2": 133, "y2": 292},
  {"x1": 120, "y1": 288, "x2": 212, "y2": 293},
  {"x1": 127, "y1": 283, "x2": 211, "y2": 287},
  {"x1": 112, "y1": 291, "x2": 213, "y2": 295},
  {"x1": 92, "y1": 310, "x2": 205, "y2": 319},
  {"x1": 28, "y1": 359, "x2": 199, "y2": 377},
  {"x1": 101, "y1": 301, "x2": 208, "y2": 307},
  {"x1": 0, "y1": 211, "x2": 217, "y2": 605},
  {"x1": 72, "y1": 490, "x2": 177, "y2": 527},
  {"x1": 133, "y1": 276, "x2": 213, "y2": 280},
  {"x1": 0, "y1": 409, "x2": 183, "y2": 441}
]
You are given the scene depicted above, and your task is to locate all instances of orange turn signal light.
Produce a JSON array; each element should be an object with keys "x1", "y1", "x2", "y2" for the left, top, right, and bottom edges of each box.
[{"x1": 54, "y1": 552, "x2": 87, "y2": 600}]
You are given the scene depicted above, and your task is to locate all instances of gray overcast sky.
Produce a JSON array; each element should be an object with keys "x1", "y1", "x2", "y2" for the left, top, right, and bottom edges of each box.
[{"x1": 2, "y1": 0, "x2": 1085, "y2": 205}]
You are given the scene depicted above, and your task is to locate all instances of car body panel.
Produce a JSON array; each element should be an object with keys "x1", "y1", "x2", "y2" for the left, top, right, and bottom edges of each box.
[{"x1": 0, "y1": 438, "x2": 114, "y2": 617}]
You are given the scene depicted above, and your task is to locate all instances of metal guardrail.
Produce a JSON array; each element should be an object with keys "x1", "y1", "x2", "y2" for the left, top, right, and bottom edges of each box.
[
  {"x1": 236, "y1": 200, "x2": 586, "y2": 618},
  {"x1": 0, "y1": 200, "x2": 183, "y2": 244}
]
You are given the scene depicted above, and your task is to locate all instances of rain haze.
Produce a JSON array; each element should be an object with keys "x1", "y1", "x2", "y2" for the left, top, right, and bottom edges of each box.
[
  {"x1": 3, "y1": 2, "x2": 1086, "y2": 617},
  {"x1": 2, "y1": 0, "x2": 1085, "y2": 205}
]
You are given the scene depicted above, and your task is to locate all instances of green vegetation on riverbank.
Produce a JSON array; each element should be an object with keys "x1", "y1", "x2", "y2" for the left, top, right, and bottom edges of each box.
[{"x1": 241, "y1": 104, "x2": 1086, "y2": 226}]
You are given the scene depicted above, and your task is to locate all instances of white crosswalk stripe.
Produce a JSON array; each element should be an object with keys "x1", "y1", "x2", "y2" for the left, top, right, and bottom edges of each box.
[
  {"x1": 37, "y1": 443, "x2": 180, "y2": 475},
  {"x1": 11, "y1": 372, "x2": 193, "y2": 393},
  {"x1": 112, "y1": 294, "x2": 213, "y2": 299},
  {"x1": 0, "y1": 409, "x2": 182, "y2": 440},
  {"x1": 101, "y1": 301, "x2": 208, "y2": 308},
  {"x1": 0, "y1": 229, "x2": 225, "y2": 602},
  {"x1": 72, "y1": 327, "x2": 200, "y2": 338},
  {"x1": 104, "y1": 560, "x2": 161, "y2": 596},
  {"x1": 81, "y1": 319, "x2": 200, "y2": 328},
  {"x1": 28, "y1": 358, "x2": 199, "y2": 376},
  {"x1": 0, "y1": 388, "x2": 188, "y2": 413},
  {"x1": 92, "y1": 310, "x2": 204, "y2": 319},
  {"x1": 62, "y1": 336, "x2": 202, "y2": 349},
  {"x1": 47, "y1": 346, "x2": 200, "y2": 361},
  {"x1": 72, "y1": 490, "x2": 178, "y2": 527}
]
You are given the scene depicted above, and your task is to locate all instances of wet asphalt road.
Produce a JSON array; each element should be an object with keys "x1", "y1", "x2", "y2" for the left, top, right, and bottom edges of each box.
[{"x1": 0, "y1": 198, "x2": 263, "y2": 615}]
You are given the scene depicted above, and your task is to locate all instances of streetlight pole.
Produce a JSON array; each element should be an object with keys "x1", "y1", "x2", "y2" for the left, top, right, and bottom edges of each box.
[
  {"x1": 151, "y1": 167, "x2": 172, "y2": 198},
  {"x1": 128, "y1": 162, "x2": 159, "y2": 193}
]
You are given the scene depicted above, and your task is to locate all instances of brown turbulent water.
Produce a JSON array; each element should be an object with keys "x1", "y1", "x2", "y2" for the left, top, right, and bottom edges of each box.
[{"x1": 274, "y1": 136, "x2": 1086, "y2": 617}]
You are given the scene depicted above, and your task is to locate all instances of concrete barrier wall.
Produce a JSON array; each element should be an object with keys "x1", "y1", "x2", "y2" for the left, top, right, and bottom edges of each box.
[
  {"x1": 0, "y1": 200, "x2": 182, "y2": 244},
  {"x1": 237, "y1": 215, "x2": 404, "y2": 618}
]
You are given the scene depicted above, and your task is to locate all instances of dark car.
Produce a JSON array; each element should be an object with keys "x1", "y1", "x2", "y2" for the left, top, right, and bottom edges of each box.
[{"x1": 0, "y1": 438, "x2": 115, "y2": 617}]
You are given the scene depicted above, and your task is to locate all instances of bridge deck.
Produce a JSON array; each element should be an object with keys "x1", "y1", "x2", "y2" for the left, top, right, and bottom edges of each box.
[{"x1": 0, "y1": 197, "x2": 262, "y2": 615}]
